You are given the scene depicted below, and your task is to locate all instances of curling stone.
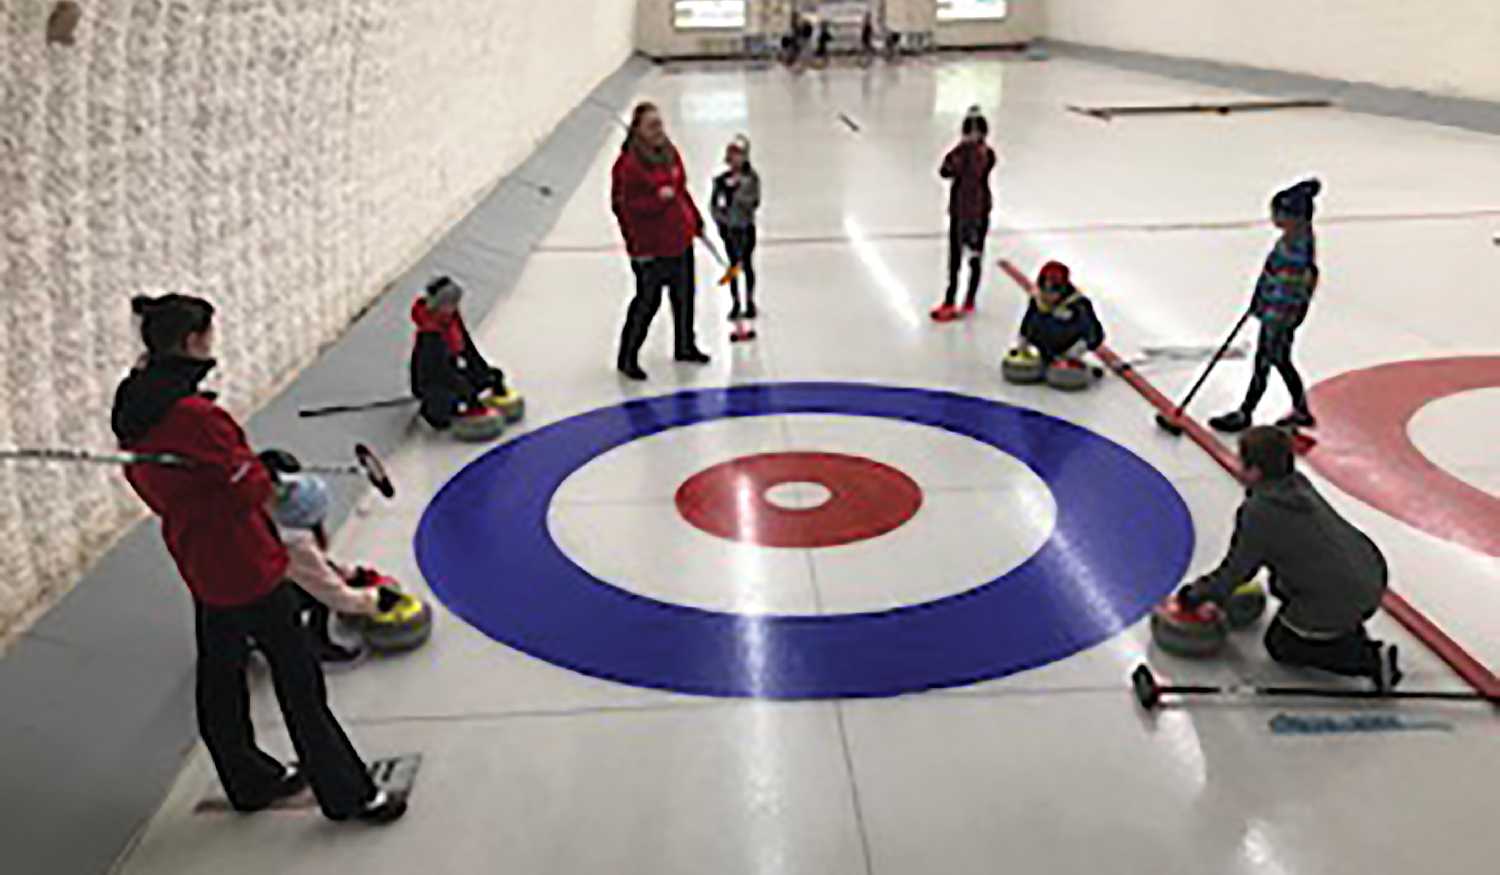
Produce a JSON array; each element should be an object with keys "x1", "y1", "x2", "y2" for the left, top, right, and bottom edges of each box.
[
  {"x1": 1150, "y1": 595, "x2": 1228, "y2": 658},
  {"x1": 335, "y1": 567, "x2": 399, "y2": 626},
  {"x1": 1045, "y1": 357, "x2": 1095, "y2": 391},
  {"x1": 452, "y1": 408, "x2": 506, "y2": 442},
  {"x1": 360, "y1": 592, "x2": 433, "y2": 653},
  {"x1": 483, "y1": 388, "x2": 526, "y2": 424},
  {"x1": 1002, "y1": 347, "x2": 1045, "y2": 384},
  {"x1": 1227, "y1": 579, "x2": 1269, "y2": 630}
]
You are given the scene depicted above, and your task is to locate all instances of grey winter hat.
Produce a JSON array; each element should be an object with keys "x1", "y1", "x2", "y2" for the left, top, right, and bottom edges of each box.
[{"x1": 425, "y1": 276, "x2": 463, "y2": 308}]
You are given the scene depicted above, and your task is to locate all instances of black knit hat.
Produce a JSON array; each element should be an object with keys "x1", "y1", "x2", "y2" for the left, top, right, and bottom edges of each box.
[{"x1": 1271, "y1": 179, "x2": 1322, "y2": 220}]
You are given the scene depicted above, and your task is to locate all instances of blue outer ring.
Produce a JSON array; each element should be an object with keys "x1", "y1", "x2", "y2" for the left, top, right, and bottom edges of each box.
[{"x1": 416, "y1": 383, "x2": 1194, "y2": 699}]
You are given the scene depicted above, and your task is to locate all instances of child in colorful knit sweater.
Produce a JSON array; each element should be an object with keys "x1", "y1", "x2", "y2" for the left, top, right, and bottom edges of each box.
[{"x1": 1210, "y1": 179, "x2": 1322, "y2": 433}]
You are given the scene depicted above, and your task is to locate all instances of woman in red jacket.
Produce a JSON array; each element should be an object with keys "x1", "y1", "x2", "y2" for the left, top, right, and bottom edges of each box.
[
  {"x1": 611, "y1": 102, "x2": 711, "y2": 381},
  {"x1": 111, "y1": 294, "x2": 404, "y2": 824}
]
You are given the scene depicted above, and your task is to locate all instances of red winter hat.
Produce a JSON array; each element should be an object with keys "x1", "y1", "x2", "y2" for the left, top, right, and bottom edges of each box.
[{"x1": 1037, "y1": 261, "x2": 1071, "y2": 289}]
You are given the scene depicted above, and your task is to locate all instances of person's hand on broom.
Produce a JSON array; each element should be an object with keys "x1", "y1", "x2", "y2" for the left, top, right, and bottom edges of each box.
[{"x1": 697, "y1": 232, "x2": 742, "y2": 287}]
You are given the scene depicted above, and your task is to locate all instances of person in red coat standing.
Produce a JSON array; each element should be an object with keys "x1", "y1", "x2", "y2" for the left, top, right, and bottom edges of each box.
[
  {"x1": 610, "y1": 101, "x2": 711, "y2": 381},
  {"x1": 932, "y1": 106, "x2": 998, "y2": 322},
  {"x1": 110, "y1": 294, "x2": 405, "y2": 824}
]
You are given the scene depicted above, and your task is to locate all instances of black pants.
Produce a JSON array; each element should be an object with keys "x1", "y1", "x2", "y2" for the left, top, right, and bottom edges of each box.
[
  {"x1": 1264, "y1": 613, "x2": 1380, "y2": 680},
  {"x1": 1023, "y1": 327, "x2": 1086, "y2": 363},
  {"x1": 721, "y1": 225, "x2": 758, "y2": 309},
  {"x1": 944, "y1": 217, "x2": 988, "y2": 307},
  {"x1": 1241, "y1": 319, "x2": 1309, "y2": 416},
  {"x1": 619, "y1": 251, "x2": 699, "y2": 367},
  {"x1": 196, "y1": 583, "x2": 374, "y2": 818},
  {"x1": 417, "y1": 366, "x2": 504, "y2": 430}
]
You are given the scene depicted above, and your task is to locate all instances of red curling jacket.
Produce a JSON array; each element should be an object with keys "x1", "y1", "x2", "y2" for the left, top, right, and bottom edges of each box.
[
  {"x1": 112, "y1": 356, "x2": 288, "y2": 608},
  {"x1": 611, "y1": 142, "x2": 703, "y2": 258}
]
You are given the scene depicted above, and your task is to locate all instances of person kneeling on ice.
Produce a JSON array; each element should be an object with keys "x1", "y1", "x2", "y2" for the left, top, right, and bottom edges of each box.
[
  {"x1": 1176, "y1": 426, "x2": 1402, "y2": 692},
  {"x1": 263, "y1": 463, "x2": 405, "y2": 664},
  {"x1": 1013, "y1": 260, "x2": 1105, "y2": 366},
  {"x1": 410, "y1": 275, "x2": 509, "y2": 430}
]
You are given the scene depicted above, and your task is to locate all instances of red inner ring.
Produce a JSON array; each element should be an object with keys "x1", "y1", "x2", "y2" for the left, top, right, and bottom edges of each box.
[{"x1": 675, "y1": 451, "x2": 924, "y2": 548}]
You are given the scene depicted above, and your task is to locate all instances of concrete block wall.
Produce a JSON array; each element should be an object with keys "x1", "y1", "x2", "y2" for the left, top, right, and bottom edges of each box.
[{"x1": 0, "y1": 0, "x2": 638, "y2": 650}]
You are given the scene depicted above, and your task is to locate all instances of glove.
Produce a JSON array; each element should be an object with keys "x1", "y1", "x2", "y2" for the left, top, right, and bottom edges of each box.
[
  {"x1": 349, "y1": 567, "x2": 380, "y2": 589},
  {"x1": 486, "y1": 368, "x2": 508, "y2": 396},
  {"x1": 375, "y1": 587, "x2": 402, "y2": 614},
  {"x1": 258, "y1": 449, "x2": 301, "y2": 481},
  {"x1": 1176, "y1": 584, "x2": 1204, "y2": 610}
]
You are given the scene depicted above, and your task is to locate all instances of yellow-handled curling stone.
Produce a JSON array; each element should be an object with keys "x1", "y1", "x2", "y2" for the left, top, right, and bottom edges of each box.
[
  {"x1": 1002, "y1": 347, "x2": 1044, "y2": 384},
  {"x1": 360, "y1": 592, "x2": 433, "y2": 653},
  {"x1": 483, "y1": 388, "x2": 526, "y2": 424}
]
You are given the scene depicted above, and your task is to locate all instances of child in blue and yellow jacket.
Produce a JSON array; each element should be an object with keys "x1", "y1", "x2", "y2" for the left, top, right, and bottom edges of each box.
[{"x1": 1211, "y1": 179, "x2": 1321, "y2": 433}]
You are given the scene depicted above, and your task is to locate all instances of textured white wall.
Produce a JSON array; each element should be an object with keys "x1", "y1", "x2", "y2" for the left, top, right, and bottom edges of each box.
[
  {"x1": 0, "y1": 0, "x2": 636, "y2": 649},
  {"x1": 1045, "y1": 0, "x2": 1500, "y2": 102}
]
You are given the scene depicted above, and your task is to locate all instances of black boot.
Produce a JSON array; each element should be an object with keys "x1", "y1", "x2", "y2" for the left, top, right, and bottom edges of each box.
[
  {"x1": 1276, "y1": 409, "x2": 1317, "y2": 429},
  {"x1": 1209, "y1": 410, "x2": 1253, "y2": 433},
  {"x1": 1373, "y1": 644, "x2": 1403, "y2": 693},
  {"x1": 618, "y1": 360, "x2": 648, "y2": 381},
  {"x1": 355, "y1": 790, "x2": 408, "y2": 825},
  {"x1": 236, "y1": 764, "x2": 308, "y2": 813},
  {"x1": 315, "y1": 638, "x2": 366, "y2": 666}
]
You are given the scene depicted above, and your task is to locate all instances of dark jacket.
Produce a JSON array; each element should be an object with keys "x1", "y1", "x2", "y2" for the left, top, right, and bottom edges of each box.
[
  {"x1": 1192, "y1": 473, "x2": 1387, "y2": 636},
  {"x1": 1020, "y1": 292, "x2": 1105, "y2": 358},
  {"x1": 409, "y1": 299, "x2": 502, "y2": 402},
  {"x1": 111, "y1": 356, "x2": 288, "y2": 608},
  {"x1": 611, "y1": 145, "x2": 704, "y2": 259},
  {"x1": 710, "y1": 166, "x2": 762, "y2": 231},
  {"x1": 940, "y1": 141, "x2": 996, "y2": 221}
]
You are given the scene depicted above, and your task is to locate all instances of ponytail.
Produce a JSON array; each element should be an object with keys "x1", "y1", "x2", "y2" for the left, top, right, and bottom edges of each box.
[{"x1": 132, "y1": 294, "x2": 215, "y2": 355}]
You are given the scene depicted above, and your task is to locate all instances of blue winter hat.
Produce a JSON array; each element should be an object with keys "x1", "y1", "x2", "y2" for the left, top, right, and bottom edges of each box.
[{"x1": 271, "y1": 473, "x2": 329, "y2": 531}]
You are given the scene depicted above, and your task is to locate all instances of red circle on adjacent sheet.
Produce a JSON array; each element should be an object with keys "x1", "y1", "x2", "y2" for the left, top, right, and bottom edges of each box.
[
  {"x1": 1304, "y1": 356, "x2": 1500, "y2": 557},
  {"x1": 675, "y1": 451, "x2": 923, "y2": 548}
]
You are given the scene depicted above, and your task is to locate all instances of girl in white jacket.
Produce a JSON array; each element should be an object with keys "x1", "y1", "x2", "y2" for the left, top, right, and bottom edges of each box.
[{"x1": 271, "y1": 473, "x2": 402, "y2": 663}]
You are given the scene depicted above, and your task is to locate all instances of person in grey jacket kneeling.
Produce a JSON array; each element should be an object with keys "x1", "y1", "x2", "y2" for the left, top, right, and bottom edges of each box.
[{"x1": 1178, "y1": 426, "x2": 1402, "y2": 691}]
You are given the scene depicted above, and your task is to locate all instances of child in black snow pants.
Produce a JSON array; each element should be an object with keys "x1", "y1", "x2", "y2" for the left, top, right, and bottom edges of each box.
[
  {"x1": 1017, "y1": 261, "x2": 1105, "y2": 363},
  {"x1": 932, "y1": 106, "x2": 997, "y2": 321},
  {"x1": 1210, "y1": 179, "x2": 1322, "y2": 433},
  {"x1": 409, "y1": 276, "x2": 509, "y2": 430},
  {"x1": 710, "y1": 135, "x2": 763, "y2": 321},
  {"x1": 1178, "y1": 426, "x2": 1400, "y2": 692},
  {"x1": 815, "y1": 19, "x2": 833, "y2": 64}
]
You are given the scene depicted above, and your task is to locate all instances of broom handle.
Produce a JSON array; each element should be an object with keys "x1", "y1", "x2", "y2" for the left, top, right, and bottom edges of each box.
[
  {"x1": 1161, "y1": 681, "x2": 1495, "y2": 703},
  {"x1": 1, "y1": 447, "x2": 363, "y2": 478},
  {"x1": 298, "y1": 397, "x2": 417, "y2": 418},
  {"x1": 0, "y1": 447, "x2": 188, "y2": 468},
  {"x1": 1171, "y1": 307, "x2": 1255, "y2": 415}
]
